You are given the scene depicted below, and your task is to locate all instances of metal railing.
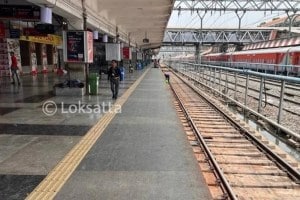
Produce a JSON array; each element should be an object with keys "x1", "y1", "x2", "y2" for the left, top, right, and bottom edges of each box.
[{"x1": 202, "y1": 61, "x2": 300, "y2": 77}]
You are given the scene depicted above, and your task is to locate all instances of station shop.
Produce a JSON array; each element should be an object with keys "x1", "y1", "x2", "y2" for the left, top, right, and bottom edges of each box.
[
  {"x1": 0, "y1": 22, "x2": 62, "y2": 77},
  {"x1": 0, "y1": 3, "x2": 64, "y2": 78},
  {"x1": 19, "y1": 35, "x2": 62, "y2": 75},
  {"x1": 0, "y1": 4, "x2": 150, "y2": 78}
]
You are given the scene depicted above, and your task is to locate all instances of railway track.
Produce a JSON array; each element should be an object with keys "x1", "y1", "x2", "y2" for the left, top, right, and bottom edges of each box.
[{"x1": 168, "y1": 69, "x2": 300, "y2": 199}]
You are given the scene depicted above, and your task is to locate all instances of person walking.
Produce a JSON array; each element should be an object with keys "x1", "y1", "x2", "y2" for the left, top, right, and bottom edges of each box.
[
  {"x1": 108, "y1": 60, "x2": 121, "y2": 99},
  {"x1": 10, "y1": 51, "x2": 20, "y2": 85}
]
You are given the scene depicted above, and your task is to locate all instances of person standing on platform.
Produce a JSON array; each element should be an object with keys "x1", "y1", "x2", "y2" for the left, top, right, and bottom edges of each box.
[
  {"x1": 108, "y1": 60, "x2": 121, "y2": 99},
  {"x1": 129, "y1": 61, "x2": 134, "y2": 73},
  {"x1": 10, "y1": 51, "x2": 20, "y2": 85},
  {"x1": 164, "y1": 72, "x2": 170, "y2": 83}
]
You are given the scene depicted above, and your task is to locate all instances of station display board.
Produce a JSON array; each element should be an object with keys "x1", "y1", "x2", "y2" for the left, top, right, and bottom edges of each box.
[{"x1": 63, "y1": 31, "x2": 93, "y2": 63}]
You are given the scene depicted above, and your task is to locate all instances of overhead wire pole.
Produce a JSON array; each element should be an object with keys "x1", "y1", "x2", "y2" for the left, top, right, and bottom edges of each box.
[
  {"x1": 235, "y1": 10, "x2": 246, "y2": 42},
  {"x1": 196, "y1": 10, "x2": 207, "y2": 64},
  {"x1": 286, "y1": 11, "x2": 292, "y2": 38},
  {"x1": 286, "y1": 11, "x2": 298, "y2": 38}
]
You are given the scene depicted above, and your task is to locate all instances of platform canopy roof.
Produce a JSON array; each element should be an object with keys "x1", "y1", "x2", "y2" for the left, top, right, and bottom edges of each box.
[
  {"x1": 24, "y1": 0, "x2": 174, "y2": 49},
  {"x1": 98, "y1": 0, "x2": 174, "y2": 49}
]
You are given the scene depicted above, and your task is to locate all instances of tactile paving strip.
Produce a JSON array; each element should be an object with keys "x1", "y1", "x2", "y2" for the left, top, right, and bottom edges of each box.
[{"x1": 26, "y1": 68, "x2": 151, "y2": 200}]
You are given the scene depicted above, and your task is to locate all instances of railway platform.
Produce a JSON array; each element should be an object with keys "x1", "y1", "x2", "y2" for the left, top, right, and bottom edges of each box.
[
  {"x1": 0, "y1": 66, "x2": 212, "y2": 199},
  {"x1": 50, "y1": 67, "x2": 212, "y2": 200},
  {"x1": 0, "y1": 66, "x2": 141, "y2": 199}
]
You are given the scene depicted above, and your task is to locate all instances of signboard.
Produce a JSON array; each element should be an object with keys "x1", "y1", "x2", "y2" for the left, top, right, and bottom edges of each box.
[
  {"x1": 63, "y1": 31, "x2": 93, "y2": 63},
  {"x1": 0, "y1": 5, "x2": 40, "y2": 21},
  {"x1": 105, "y1": 43, "x2": 121, "y2": 61},
  {"x1": 20, "y1": 34, "x2": 62, "y2": 46},
  {"x1": 123, "y1": 47, "x2": 132, "y2": 59},
  {"x1": 86, "y1": 31, "x2": 93, "y2": 63},
  {"x1": 65, "y1": 31, "x2": 84, "y2": 62}
]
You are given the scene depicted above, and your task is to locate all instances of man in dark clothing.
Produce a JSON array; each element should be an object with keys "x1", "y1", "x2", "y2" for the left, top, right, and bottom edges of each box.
[
  {"x1": 108, "y1": 60, "x2": 121, "y2": 99},
  {"x1": 10, "y1": 52, "x2": 20, "y2": 85},
  {"x1": 164, "y1": 72, "x2": 170, "y2": 83}
]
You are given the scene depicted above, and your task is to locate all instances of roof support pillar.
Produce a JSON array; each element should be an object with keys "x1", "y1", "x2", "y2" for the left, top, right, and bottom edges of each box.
[{"x1": 82, "y1": 0, "x2": 89, "y2": 95}]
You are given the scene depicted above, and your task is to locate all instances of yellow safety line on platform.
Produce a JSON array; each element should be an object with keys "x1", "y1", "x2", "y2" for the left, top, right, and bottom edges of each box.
[{"x1": 26, "y1": 68, "x2": 151, "y2": 200}]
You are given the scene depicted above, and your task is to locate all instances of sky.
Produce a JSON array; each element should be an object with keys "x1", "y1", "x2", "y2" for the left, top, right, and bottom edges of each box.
[{"x1": 167, "y1": 10, "x2": 287, "y2": 28}]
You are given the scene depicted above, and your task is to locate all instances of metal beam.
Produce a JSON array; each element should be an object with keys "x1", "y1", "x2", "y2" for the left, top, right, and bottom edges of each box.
[
  {"x1": 174, "y1": 0, "x2": 300, "y2": 12},
  {"x1": 163, "y1": 28, "x2": 273, "y2": 44},
  {"x1": 159, "y1": 46, "x2": 196, "y2": 52}
]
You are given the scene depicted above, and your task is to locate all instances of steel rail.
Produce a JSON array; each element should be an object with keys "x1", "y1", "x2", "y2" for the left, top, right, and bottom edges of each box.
[
  {"x1": 169, "y1": 78, "x2": 238, "y2": 200},
  {"x1": 171, "y1": 69, "x2": 300, "y2": 183}
]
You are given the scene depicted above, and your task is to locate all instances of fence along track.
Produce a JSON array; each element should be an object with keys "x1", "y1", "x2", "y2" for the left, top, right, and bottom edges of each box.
[{"x1": 169, "y1": 70, "x2": 300, "y2": 199}]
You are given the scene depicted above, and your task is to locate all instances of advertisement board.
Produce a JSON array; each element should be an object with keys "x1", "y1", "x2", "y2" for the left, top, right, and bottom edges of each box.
[
  {"x1": 123, "y1": 47, "x2": 132, "y2": 59},
  {"x1": 86, "y1": 31, "x2": 93, "y2": 63},
  {"x1": 63, "y1": 31, "x2": 93, "y2": 63}
]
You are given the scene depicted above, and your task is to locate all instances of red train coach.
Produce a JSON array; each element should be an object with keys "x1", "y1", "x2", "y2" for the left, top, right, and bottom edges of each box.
[{"x1": 203, "y1": 46, "x2": 300, "y2": 75}]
